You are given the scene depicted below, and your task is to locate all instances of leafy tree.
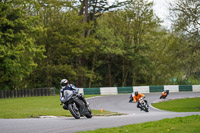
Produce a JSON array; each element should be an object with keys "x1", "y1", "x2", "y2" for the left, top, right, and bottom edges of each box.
[
  {"x1": 25, "y1": 0, "x2": 100, "y2": 88},
  {"x1": 123, "y1": 0, "x2": 160, "y2": 85},
  {"x1": 0, "y1": 1, "x2": 45, "y2": 90},
  {"x1": 95, "y1": 12, "x2": 125, "y2": 86},
  {"x1": 94, "y1": 0, "x2": 161, "y2": 87},
  {"x1": 169, "y1": 0, "x2": 200, "y2": 80},
  {"x1": 77, "y1": 0, "x2": 125, "y2": 87}
]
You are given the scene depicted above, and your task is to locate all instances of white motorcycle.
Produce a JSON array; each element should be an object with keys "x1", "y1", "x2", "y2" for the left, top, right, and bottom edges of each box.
[
  {"x1": 60, "y1": 90, "x2": 92, "y2": 119},
  {"x1": 138, "y1": 97, "x2": 149, "y2": 112}
]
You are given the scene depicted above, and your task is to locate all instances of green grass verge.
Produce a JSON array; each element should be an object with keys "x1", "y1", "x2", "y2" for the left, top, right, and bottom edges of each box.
[
  {"x1": 152, "y1": 97, "x2": 200, "y2": 112},
  {"x1": 78, "y1": 115, "x2": 200, "y2": 133},
  {"x1": 0, "y1": 95, "x2": 122, "y2": 118}
]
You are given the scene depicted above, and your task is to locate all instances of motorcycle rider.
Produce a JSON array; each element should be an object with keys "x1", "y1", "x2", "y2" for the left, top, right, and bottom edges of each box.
[
  {"x1": 60, "y1": 79, "x2": 88, "y2": 107},
  {"x1": 133, "y1": 91, "x2": 148, "y2": 109},
  {"x1": 162, "y1": 90, "x2": 167, "y2": 96},
  {"x1": 164, "y1": 90, "x2": 169, "y2": 95},
  {"x1": 160, "y1": 90, "x2": 169, "y2": 98},
  {"x1": 129, "y1": 92, "x2": 134, "y2": 102}
]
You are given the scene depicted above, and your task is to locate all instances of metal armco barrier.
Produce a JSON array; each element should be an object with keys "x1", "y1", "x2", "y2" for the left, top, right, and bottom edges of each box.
[
  {"x1": 1, "y1": 85, "x2": 199, "y2": 98},
  {"x1": 0, "y1": 88, "x2": 55, "y2": 99}
]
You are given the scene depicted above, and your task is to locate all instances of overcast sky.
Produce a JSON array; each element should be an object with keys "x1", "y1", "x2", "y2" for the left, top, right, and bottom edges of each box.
[
  {"x1": 108, "y1": 0, "x2": 175, "y2": 29},
  {"x1": 151, "y1": 0, "x2": 174, "y2": 29}
]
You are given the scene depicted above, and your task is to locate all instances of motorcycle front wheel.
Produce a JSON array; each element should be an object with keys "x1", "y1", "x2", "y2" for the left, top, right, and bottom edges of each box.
[
  {"x1": 144, "y1": 105, "x2": 149, "y2": 112},
  {"x1": 68, "y1": 103, "x2": 81, "y2": 119}
]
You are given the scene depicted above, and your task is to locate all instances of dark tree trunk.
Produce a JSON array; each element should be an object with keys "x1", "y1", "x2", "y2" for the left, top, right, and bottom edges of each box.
[{"x1": 107, "y1": 60, "x2": 112, "y2": 87}]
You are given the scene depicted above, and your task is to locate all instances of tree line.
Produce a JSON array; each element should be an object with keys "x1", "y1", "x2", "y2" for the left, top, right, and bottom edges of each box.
[{"x1": 0, "y1": 0, "x2": 199, "y2": 90}]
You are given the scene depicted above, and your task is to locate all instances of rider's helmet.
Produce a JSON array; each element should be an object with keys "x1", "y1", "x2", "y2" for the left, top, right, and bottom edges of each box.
[
  {"x1": 60, "y1": 79, "x2": 69, "y2": 87},
  {"x1": 135, "y1": 91, "x2": 138, "y2": 96},
  {"x1": 164, "y1": 90, "x2": 168, "y2": 94}
]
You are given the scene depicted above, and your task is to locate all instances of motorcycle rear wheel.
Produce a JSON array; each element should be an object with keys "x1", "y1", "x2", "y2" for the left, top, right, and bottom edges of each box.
[
  {"x1": 85, "y1": 107, "x2": 92, "y2": 118},
  {"x1": 144, "y1": 108, "x2": 149, "y2": 112}
]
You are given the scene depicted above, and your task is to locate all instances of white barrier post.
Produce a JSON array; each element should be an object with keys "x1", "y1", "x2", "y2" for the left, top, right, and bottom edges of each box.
[
  {"x1": 133, "y1": 86, "x2": 150, "y2": 93},
  {"x1": 192, "y1": 85, "x2": 200, "y2": 92},
  {"x1": 164, "y1": 85, "x2": 179, "y2": 92},
  {"x1": 100, "y1": 87, "x2": 118, "y2": 95},
  {"x1": 79, "y1": 88, "x2": 84, "y2": 95}
]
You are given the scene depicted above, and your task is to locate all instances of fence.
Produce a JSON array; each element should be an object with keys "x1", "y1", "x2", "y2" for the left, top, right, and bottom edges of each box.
[
  {"x1": 1, "y1": 85, "x2": 200, "y2": 98},
  {"x1": 0, "y1": 87, "x2": 56, "y2": 99}
]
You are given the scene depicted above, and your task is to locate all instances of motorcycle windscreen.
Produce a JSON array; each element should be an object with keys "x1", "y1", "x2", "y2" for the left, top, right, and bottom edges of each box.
[{"x1": 139, "y1": 98, "x2": 144, "y2": 103}]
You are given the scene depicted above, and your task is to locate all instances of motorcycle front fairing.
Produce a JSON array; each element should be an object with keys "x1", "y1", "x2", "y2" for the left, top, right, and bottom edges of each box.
[{"x1": 60, "y1": 88, "x2": 73, "y2": 103}]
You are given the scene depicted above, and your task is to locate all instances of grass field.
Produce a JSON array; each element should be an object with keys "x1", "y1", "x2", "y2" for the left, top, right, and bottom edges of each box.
[
  {"x1": 78, "y1": 115, "x2": 200, "y2": 133},
  {"x1": 152, "y1": 97, "x2": 200, "y2": 112},
  {"x1": 0, "y1": 95, "x2": 122, "y2": 118}
]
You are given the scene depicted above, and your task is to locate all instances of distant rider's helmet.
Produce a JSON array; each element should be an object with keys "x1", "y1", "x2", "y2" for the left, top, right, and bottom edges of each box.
[
  {"x1": 60, "y1": 79, "x2": 69, "y2": 87},
  {"x1": 164, "y1": 90, "x2": 167, "y2": 93},
  {"x1": 135, "y1": 91, "x2": 138, "y2": 96}
]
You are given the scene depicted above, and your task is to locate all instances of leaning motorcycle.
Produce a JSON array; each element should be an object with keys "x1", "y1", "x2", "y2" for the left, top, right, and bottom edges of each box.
[
  {"x1": 129, "y1": 93, "x2": 134, "y2": 103},
  {"x1": 138, "y1": 97, "x2": 149, "y2": 112},
  {"x1": 60, "y1": 89, "x2": 92, "y2": 119},
  {"x1": 160, "y1": 90, "x2": 169, "y2": 99}
]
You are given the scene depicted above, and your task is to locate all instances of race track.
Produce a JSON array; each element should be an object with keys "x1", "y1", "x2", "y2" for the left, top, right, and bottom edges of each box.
[{"x1": 0, "y1": 92, "x2": 200, "y2": 133}]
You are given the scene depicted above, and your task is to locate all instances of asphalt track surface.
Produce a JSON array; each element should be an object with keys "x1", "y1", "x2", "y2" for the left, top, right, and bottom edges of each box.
[{"x1": 0, "y1": 92, "x2": 200, "y2": 133}]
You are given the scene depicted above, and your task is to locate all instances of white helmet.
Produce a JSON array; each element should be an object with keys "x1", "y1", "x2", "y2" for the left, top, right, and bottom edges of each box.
[{"x1": 60, "y1": 79, "x2": 69, "y2": 86}]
